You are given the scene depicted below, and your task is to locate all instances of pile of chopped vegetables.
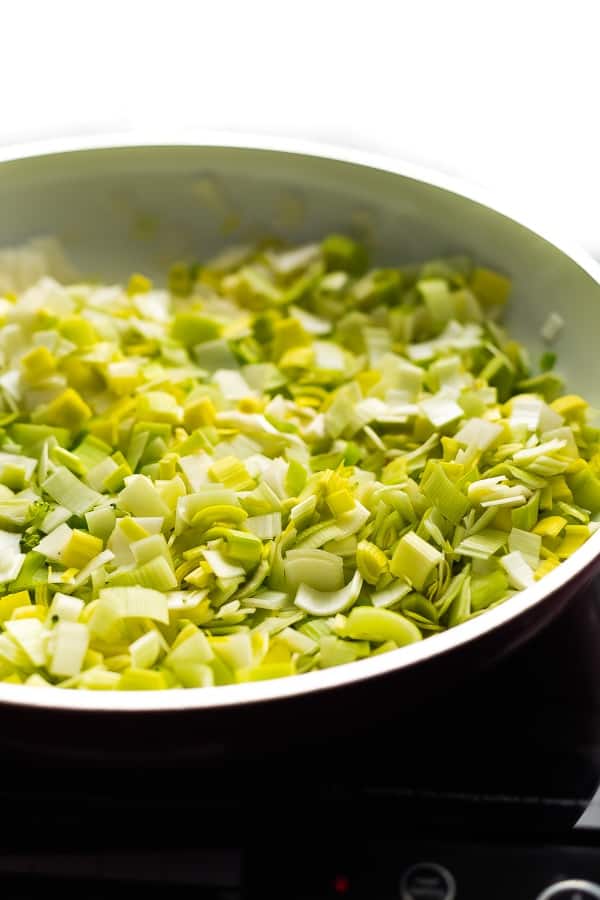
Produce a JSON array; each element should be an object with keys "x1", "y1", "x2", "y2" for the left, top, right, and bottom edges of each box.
[{"x1": 0, "y1": 234, "x2": 597, "y2": 691}]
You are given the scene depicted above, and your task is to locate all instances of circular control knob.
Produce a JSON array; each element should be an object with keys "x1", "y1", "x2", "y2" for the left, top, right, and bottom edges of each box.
[
  {"x1": 537, "y1": 880, "x2": 600, "y2": 899},
  {"x1": 400, "y1": 862, "x2": 456, "y2": 900}
]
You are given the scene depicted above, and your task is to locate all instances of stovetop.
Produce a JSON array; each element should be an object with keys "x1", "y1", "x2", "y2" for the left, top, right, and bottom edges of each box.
[{"x1": 3, "y1": 583, "x2": 600, "y2": 899}]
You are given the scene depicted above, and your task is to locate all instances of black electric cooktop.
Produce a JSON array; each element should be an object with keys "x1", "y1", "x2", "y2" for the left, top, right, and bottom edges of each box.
[{"x1": 2, "y1": 584, "x2": 600, "y2": 899}]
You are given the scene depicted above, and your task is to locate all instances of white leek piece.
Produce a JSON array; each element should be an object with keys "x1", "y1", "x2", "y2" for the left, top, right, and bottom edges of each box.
[{"x1": 295, "y1": 571, "x2": 363, "y2": 617}]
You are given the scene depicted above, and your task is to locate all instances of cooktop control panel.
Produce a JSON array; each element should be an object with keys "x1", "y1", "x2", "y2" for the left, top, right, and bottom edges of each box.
[
  {"x1": 3, "y1": 825, "x2": 599, "y2": 898},
  {"x1": 2, "y1": 841, "x2": 600, "y2": 899},
  {"x1": 250, "y1": 840, "x2": 600, "y2": 899}
]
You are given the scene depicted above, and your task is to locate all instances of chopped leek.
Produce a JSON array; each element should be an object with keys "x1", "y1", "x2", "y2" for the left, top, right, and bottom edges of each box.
[
  {"x1": 343, "y1": 606, "x2": 422, "y2": 646},
  {"x1": 390, "y1": 532, "x2": 442, "y2": 591},
  {"x1": 0, "y1": 237, "x2": 593, "y2": 690},
  {"x1": 295, "y1": 571, "x2": 363, "y2": 616},
  {"x1": 47, "y1": 622, "x2": 89, "y2": 677}
]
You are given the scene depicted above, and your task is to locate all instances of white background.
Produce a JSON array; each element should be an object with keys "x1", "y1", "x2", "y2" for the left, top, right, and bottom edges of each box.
[{"x1": 3, "y1": 1, "x2": 600, "y2": 252}]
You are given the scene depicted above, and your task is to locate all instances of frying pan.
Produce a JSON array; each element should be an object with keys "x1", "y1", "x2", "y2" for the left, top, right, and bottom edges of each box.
[{"x1": 0, "y1": 134, "x2": 599, "y2": 761}]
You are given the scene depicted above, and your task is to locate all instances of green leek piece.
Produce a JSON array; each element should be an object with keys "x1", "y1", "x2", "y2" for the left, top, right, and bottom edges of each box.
[
  {"x1": 211, "y1": 632, "x2": 253, "y2": 670},
  {"x1": 108, "y1": 555, "x2": 178, "y2": 591},
  {"x1": 137, "y1": 392, "x2": 182, "y2": 425},
  {"x1": 5, "y1": 618, "x2": 47, "y2": 666},
  {"x1": 171, "y1": 312, "x2": 221, "y2": 347},
  {"x1": 271, "y1": 318, "x2": 311, "y2": 362},
  {"x1": 516, "y1": 372, "x2": 564, "y2": 403},
  {"x1": 37, "y1": 388, "x2": 92, "y2": 431},
  {"x1": 51, "y1": 446, "x2": 87, "y2": 477},
  {"x1": 59, "y1": 315, "x2": 98, "y2": 347},
  {"x1": 224, "y1": 530, "x2": 263, "y2": 567},
  {"x1": 470, "y1": 267, "x2": 511, "y2": 307},
  {"x1": 454, "y1": 529, "x2": 507, "y2": 560},
  {"x1": 343, "y1": 606, "x2": 422, "y2": 646},
  {"x1": 48, "y1": 592, "x2": 84, "y2": 622},
  {"x1": 501, "y1": 551, "x2": 535, "y2": 590},
  {"x1": 235, "y1": 662, "x2": 295, "y2": 682},
  {"x1": 421, "y1": 462, "x2": 470, "y2": 525},
  {"x1": 118, "y1": 475, "x2": 170, "y2": 518},
  {"x1": 43, "y1": 467, "x2": 101, "y2": 515},
  {"x1": 21, "y1": 346, "x2": 57, "y2": 384},
  {"x1": 0, "y1": 591, "x2": 31, "y2": 623},
  {"x1": 89, "y1": 587, "x2": 169, "y2": 639},
  {"x1": 165, "y1": 629, "x2": 213, "y2": 686},
  {"x1": 284, "y1": 548, "x2": 344, "y2": 593},
  {"x1": 508, "y1": 527, "x2": 541, "y2": 569},
  {"x1": 321, "y1": 234, "x2": 368, "y2": 276},
  {"x1": 540, "y1": 351, "x2": 557, "y2": 372},
  {"x1": 356, "y1": 540, "x2": 388, "y2": 585},
  {"x1": 353, "y1": 269, "x2": 403, "y2": 309},
  {"x1": 480, "y1": 354, "x2": 515, "y2": 403},
  {"x1": 8, "y1": 552, "x2": 45, "y2": 592},
  {"x1": 417, "y1": 278, "x2": 456, "y2": 327},
  {"x1": 10, "y1": 423, "x2": 71, "y2": 449},
  {"x1": 295, "y1": 571, "x2": 363, "y2": 617},
  {"x1": 556, "y1": 525, "x2": 590, "y2": 559},
  {"x1": 48, "y1": 622, "x2": 89, "y2": 677},
  {"x1": 390, "y1": 533, "x2": 442, "y2": 591},
  {"x1": 72, "y1": 435, "x2": 112, "y2": 470},
  {"x1": 511, "y1": 491, "x2": 540, "y2": 531},
  {"x1": 370, "y1": 580, "x2": 412, "y2": 609},
  {"x1": 209, "y1": 456, "x2": 255, "y2": 491},
  {"x1": 129, "y1": 630, "x2": 162, "y2": 669},
  {"x1": 60, "y1": 530, "x2": 104, "y2": 569},
  {"x1": 318, "y1": 636, "x2": 365, "y2": 668},
  {"x1": 470, "y1": 570, "x2": 510, "y2": 611},
  {"x1": 118, "y1": 668, "x2": 168, "y2": 690},
  {"x1": 225, "y1": 266, "x2": 282, "y2": 309},
  {"x1": 568, "y1": 464, "x2": 600, "y2": 514}
]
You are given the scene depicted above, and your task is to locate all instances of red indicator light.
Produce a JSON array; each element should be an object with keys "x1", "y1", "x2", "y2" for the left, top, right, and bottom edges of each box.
[{"x1": 333, "y1": 874, "x2": 350, "y2": 894}]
